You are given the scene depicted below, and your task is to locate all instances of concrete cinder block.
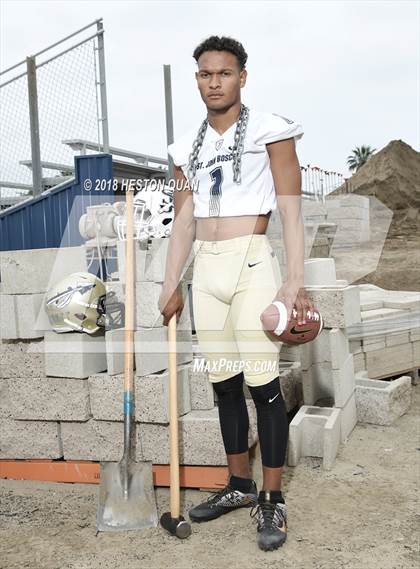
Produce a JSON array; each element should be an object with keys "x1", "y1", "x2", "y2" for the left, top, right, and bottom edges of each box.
[
  {"x1": 88, "y1": 372, "x2": 123, "y2": 421},
  {"x1": 0, "y1": 378, "x2": 11, "y2": 418},
  {"x1": 0, "y1": 295, "x2": 18, "y2": 339},
  {"x1": 306, "y1": 285, "x2": 361, "y2": 328},
  {"x1": 105, "y1": 328, "x2": 125, "y2": 375},
  {"x1": 278, "y1": 367, "x2": 301, "y2": 412},
  {"x1": 332, "y1": 218, "x2": 370, "y2": 233},
  {"x1": 299, "y1": 328, "x2": 349, "y2": 370},
  {"x1": 339, "y1": 391, "x2": 357, "y2": 443},
  {"x1": 135, "y1": 364, "x2": 191, "y2": 423},
  {"x1": 0, "y1": 246, "x2": 87, "y2": 294},
  {"x1": 0, "y1": 419, "x2": 63, "y2": 459},
  {"x1": 326, "y1": 205, "x2": 370, "y2": 220},
  {"x1": 0, "y1": 339, "x2": 45, "y2": 378},
  {"x1": 332, "y1": 227, "x2": 370, "y2": 244},
  {"x1": 286, "y1": 360, "x2": 304, "y2": 405},
  {"x1": 61, "y1": 419, "x2": 136, "y2": 461},
  {"x1": 139, "y1": 402, "x2": 257, "y2": 465},
  {"x1": 9, "y1": 376, "x2": 91, "y2": 421},
  {"x1": 117, "y1": 238, "x2": 195, "y2": 284},
  {"x1": 135, "y1": 327, "x2": 167, "y2": 376},
  {"x1": 355, "y1": 373, "x2": 412, "y2": 425},
  {"x1": 304, "y1": 258, "x2": 337, "y2": 286},
  {"x1": 383, "y1": 297, "x2": 420, "y2": 311},
  {"x1": 145, "y1": 238, "x2": 170, "y2": 283},
  {"x1": 409, "y1": 328, "x2": 420, "y2": 342},
  {"x1": 310, "y1": 239, "x2": 330, "y2": 259},
  {"x1": 15, "y1": 293, "x2": 50, "y2": 339},
  {"x1": 349, "y1": 340, "x2": 362, "y2": 354},
  {"x1": 138, "y1": 401, "x2": 258, "y2": 465},
  {"x1": 116, "y1": 239, "x2": 147, "y2": 284},
  {"x1": 302, "y1": 354, "x2": 355, "y2": 408},
  {"x1": 138, "y1": 410, "x2": 224, "y2": 465},
  {"x1": 103, "y1": 281, "x2": 125, "y2": 332},
  {"x1": 279, "y1": 343, "x2": 301, "y2": 362},
  {"x1": 287, "y1": 405, "x2": 342, "y2": 470},
  {"x1": 44, "y1": 331, "x2": 107, "y2": 379},
  {"x1": 134, "y1": 325, "x2": 193, "y2": 377},
  {"x1": 361, "y1": 300, "x2": 383, "y2": 311},
  {"x1": 385, "y1": 332, "x2": 410, "y2": 347},
  {"x1": 361, "y1": 308, "x2": 406, "y2": 322},
  {"x1": 365, "y1": 342, "x2": 413, "y2": 379},
  {"x1": 302, "y1": 200, "x2": 328, "y2": 218},
  {"x1": 353, "y1": 351, "x2": 366, "y2": 373},
  {"x1": 362, "y1": 340, "x2": 386, "y2": 352},
  {"x1": 135, "y1": 281, "x2": 191, "y2": 329},
  {"x1": 89, "y1": 362, "x2": 191, "y2": 423},
  {"x1": 412, "y1": 340, "x2": 420, "y2": 367},
  {"x1": 327, "y1": 196, "x2": 370, "y2": 211},
  {"x1": 188, "y1": 360, "x2": 215, "y2": 410},
  {"x1": 363, "y1": 334, "x2": 386, "y2": 346},
  {"x1": 243, "y1": 366, "x2": 301, "y2": 413}
]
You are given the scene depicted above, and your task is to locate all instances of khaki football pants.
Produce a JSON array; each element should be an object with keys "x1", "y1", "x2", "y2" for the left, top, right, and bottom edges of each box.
[{"x1": 191, "y1": 233, "x2": 283, "y2": 387}]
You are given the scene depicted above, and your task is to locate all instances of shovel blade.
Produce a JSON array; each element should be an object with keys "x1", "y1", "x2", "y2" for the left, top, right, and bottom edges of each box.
[{"x1": 96, "y1": 460, "x2": 158, "y2": 532}]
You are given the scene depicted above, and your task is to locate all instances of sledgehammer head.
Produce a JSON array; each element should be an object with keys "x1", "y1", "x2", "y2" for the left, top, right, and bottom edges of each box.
[{"x1": 160, "y1": 512, "x2": 191, "y2": 539}]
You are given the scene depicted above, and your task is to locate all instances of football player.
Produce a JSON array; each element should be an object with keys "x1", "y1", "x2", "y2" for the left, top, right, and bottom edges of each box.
[{"x1": 158, "y1": 35, "x2": 315, "y2": 551}]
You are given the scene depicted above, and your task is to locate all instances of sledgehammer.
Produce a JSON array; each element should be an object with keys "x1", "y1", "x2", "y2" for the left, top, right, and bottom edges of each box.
[{"x1": 159, "y1": 313, "x2": 191, "y2": 539}]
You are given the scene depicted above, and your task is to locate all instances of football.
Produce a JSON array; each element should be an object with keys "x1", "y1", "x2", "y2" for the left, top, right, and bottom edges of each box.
[{"x1": 260, "y1": 300, "x2": 323, "y2": 345}]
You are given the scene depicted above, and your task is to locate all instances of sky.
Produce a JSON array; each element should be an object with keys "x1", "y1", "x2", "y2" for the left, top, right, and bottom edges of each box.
[{"x1": 1, "y1": 0, "x2": 419, "y2": 179}]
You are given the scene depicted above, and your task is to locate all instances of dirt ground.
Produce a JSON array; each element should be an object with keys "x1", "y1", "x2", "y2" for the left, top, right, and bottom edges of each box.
[
  {"x1": 353, "y1": 236, "x2": 420, "y2": 292},
  {"x1": 1, "y1": 381, "x2": 419, "y2": 569}
]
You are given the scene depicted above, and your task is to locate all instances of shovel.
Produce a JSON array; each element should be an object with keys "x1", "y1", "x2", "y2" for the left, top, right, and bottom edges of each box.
[{"x1": 96, "y1": 188, "x2": 158, "y2": 532}]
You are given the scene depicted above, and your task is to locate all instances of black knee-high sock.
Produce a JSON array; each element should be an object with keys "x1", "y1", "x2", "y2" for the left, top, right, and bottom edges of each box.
[
  {"x1": 212, "y1": 372, "x2": 250, "y2": 455},
  {"x1": 248, "y1": 377, "x2": 289, "y2": 468}
]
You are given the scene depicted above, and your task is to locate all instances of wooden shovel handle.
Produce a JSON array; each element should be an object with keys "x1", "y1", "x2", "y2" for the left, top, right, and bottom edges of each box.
[{"x1": 124, "y1": 189, "x2": 134, "y2": 404}]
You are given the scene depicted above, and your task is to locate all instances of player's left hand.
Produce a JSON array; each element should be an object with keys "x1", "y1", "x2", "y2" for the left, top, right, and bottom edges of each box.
[{"x1": 273, "y1": 280, "x2": 315, "y2": 325}]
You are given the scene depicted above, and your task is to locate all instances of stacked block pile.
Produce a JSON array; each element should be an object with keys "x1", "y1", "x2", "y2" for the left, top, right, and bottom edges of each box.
[
  {"x1": 325, "y1": 194, "x2": 370, "y2": 246},
  {"x1": 1, "y1": 234, "x2": 418, "y2": 473},
  {"x1": 267, "y1": 195, "x2": 370, "y2": 265},
  {"x1": 0, "y1": 246, "x2": 94, "y2": 458},
  {"x1": 284, "y1": 258, "x2": 417, "y2": 470},
  {"x1": 267, "y1": 203, "x2": 335, "y2": 264},
  {"x1": 0, "y1": 242, "x2": 258, "y2": 464},
  {"x1": 349, "y1": 283, "x2": 420, "y2": 379}
]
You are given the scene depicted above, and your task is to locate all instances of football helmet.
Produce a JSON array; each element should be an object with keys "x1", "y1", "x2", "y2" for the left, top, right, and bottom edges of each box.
[
  {"x1": 113, "y1": 190, "x2": 173, "y2": 241},
  {"x1": 45, "y1": 272, "x2": 124, "y2": 334}
]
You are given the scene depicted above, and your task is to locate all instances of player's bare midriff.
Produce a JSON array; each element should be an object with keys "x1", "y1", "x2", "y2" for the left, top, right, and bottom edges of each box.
[{"x1": 194, "y1": 212, "x2": 271, "y2": 241}]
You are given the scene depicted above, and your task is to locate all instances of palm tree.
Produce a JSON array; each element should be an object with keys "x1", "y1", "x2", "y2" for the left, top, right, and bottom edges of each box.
[{"x1": 346, "y1": 145, "x2": 376, "y2": 172}]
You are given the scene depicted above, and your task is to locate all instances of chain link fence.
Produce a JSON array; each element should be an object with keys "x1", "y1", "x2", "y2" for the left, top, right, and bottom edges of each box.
[{"x1": 0, "y1": 19, "x2": 108, "y2": 210}]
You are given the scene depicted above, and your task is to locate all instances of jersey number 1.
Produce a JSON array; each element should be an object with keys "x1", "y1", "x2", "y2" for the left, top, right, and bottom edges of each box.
[{"x1": 209, "y1": 166, "x2": 223, "y2": 216}]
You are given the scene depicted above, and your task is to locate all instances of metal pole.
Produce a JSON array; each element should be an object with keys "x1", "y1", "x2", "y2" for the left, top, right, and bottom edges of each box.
[
  {"x1": 163, "y1": 64, "x2": 174, "y2": 181},
  {"x1": 0, "y1": 18, "x2": 102, "y2": 77},
  {"x1": 96, "y1": 20, "x2": 110, "y2": 153},
  {"x1": 26, "y1": 56, "x2": 42, "y2": 197}
]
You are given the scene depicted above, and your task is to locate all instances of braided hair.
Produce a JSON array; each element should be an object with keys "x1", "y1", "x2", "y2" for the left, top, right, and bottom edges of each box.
[{"x1": 186, "y1": 104, "x2": 250, "y2": 187}]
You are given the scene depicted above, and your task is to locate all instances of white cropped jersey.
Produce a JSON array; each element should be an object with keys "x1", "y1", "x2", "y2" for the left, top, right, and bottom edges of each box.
[{"x1": 167, "y1": 109, "x2": 304, "y2": 218}]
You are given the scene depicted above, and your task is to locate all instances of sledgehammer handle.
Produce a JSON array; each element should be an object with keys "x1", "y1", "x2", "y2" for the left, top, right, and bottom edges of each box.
[{"x1": 168, "y1": 313, "x2": 180, "y2": 518}]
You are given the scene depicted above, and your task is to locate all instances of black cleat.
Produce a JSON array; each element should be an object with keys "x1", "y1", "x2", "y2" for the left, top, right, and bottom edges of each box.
[
  {"x1": 250, "y1": 490, "x2": 287, "y2": 551},
  {"x1": 189, "y1": 477, "x2": 258, "y2": 523}
]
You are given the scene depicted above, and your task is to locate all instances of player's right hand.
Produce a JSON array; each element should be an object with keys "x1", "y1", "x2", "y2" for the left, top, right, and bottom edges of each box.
[{"x1": 158, "y1": 283, "x2": 184, "y2": 326}]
